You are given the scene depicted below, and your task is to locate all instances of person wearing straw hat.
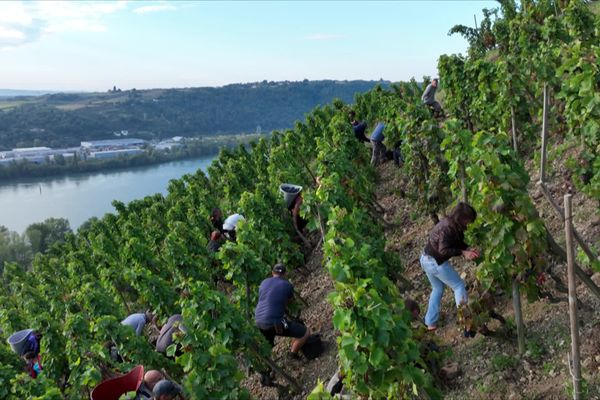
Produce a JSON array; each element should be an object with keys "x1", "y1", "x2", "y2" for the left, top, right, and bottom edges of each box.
[{"x1": 254, "y1": 263, "x2": 310, "y2": 360}]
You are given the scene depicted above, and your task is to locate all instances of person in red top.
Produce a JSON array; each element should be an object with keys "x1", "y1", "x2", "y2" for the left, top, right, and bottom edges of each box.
[
  {"x1": 206, "y1": 230, "x2": 224, "y2": 253},
  {"x1": 23, "y1": 351, "x2": 42, "y2": 378},
  {"x1": 288, "y1": 193, "x2": 308, "y2": 233}
]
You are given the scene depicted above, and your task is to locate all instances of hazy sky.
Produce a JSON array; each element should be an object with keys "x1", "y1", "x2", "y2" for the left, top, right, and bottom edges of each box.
[{"x1": 0, "y1": 1, "x2": 495, "y2": 91}]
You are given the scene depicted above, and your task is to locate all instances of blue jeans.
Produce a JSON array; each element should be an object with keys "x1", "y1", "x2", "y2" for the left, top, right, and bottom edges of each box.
[{"x1": 420, "y1": 253, "x2": 467, "y2": 327}]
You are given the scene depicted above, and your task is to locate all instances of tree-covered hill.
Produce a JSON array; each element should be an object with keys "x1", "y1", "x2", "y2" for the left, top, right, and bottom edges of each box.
[{"x1": 0, "y1": 80, "x2": 387, "y2": 150}]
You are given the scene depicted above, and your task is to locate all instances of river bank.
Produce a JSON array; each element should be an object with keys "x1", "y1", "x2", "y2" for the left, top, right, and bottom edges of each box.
[
  {"x1": 0, "y1": 133, "x2": 264, "y2": 182},
  {"x1": 0, "y1": 155, "x2": 216, "y2": 233}
]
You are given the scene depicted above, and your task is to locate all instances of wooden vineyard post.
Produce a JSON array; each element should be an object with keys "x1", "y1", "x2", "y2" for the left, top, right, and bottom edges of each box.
[
  {"x1": 511, "y1": 106, "x2": 518, "y2": 153},
  {"x1": 460, "y1": 161, "x2": 467, "y2": 203},
  {"x1": 537, "y1": 181, "x2": 600, "y2": 266},
  {"x1": 539, "y1": 83, "x2": 549, "y2": 182},
  {"x1": 535, "y1": 81, "x2": 599, "y2": 272},
  {"x1": 545, "y1": 228, "x2": 600, "y2": 301},
  {"x1": 248, "y1": 346, "x2": 302, "y2": 393},
  {"x1": 244, "y1": 265, "x2": 251, "y2": 320},
  {"x1": 512, "y1": 279, "x2": 525, "y2": 355},
  {"x1": 564, "y1": 194, "x2": 582, "y2": 399}
]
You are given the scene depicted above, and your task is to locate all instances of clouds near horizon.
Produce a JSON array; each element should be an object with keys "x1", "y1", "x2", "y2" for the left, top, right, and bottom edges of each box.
[
  {"x1": 133, "y1": 3, "x2": 177, "y2": 14},
  {"x1": 0, "y1": 1, "x2": 494, "y2": 91},
  {"x1": 0, "y1": 1, "x2": 127, "y2": 49}
]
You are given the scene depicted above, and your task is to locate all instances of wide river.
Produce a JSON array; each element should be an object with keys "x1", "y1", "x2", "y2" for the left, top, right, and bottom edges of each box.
[{"x1": 0, "y1": 155, "x2": 215, "y2": 233}]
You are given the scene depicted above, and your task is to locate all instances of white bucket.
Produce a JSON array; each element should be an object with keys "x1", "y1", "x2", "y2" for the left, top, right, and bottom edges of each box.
[
  {"x1": 279, "y1": 184, "x2": 303, "y2": 207},
  {"x1": 7, "y1": 328, "x2": 33, "y2": 355}
]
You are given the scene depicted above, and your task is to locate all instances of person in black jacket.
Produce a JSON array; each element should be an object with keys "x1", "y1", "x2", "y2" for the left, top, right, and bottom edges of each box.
[
  {"x1": 420, "y1": 202, "x2": 479, "y2": 331},
  {"x1": 348, "y1": 111, "x2": 370, "y2": 143},
  {"x1": 210, "y1": 208, "x2": 224, "y2": 234}
]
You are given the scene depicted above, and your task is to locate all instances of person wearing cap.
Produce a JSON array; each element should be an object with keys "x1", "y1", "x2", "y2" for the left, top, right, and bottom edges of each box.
[
  {"x1": 156, "y1": 314, "x2": 186, "y2": 355},
  {"x1": 222, "y1": 213, "x2": 245, "y2": 241},
  {"x1": 254, "y1": 264, "x2": 310, "y2": 359},
  {"x1": 421, "y1": 78, "x2": 443, "y2": 117},
  {"x1": 152, "y1": 379, "x2": 183, "y2": 400},
  {"x1": 370, "y1": 122, "x2": 386, "y2": 166},
  {"x1": 121, "y1": 311, "x2": 155, "y2": 336},
  {"x1": 348, "y1": 110, "x2": 370, "y2": 143}
]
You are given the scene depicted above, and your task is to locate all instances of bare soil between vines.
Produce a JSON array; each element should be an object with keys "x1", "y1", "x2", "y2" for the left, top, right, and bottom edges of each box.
[
  {"x1": 245, "y1": 154, "x2": 599, "y2": 399},
  {"x1": 376, "y1": 160, "x2": 600, "y2": 400},
  {"x1": 243, "y1": 238, "x2": 338, "y2": 399}
]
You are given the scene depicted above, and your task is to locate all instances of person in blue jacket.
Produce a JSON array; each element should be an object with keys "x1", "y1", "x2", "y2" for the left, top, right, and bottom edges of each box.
[{"x1": 370, "y1": 122, "x2": 386, "y2": 166}]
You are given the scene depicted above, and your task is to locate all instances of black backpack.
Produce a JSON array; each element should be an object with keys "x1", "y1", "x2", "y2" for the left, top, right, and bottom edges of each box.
[{"x1": 301, "y1": 334, "x2": 324, "y2": 360}]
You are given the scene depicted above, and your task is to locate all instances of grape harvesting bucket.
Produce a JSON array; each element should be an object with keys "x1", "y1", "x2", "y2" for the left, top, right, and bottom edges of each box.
[
  {"x1": 91, "y1": 365, "x2": 144, "y2": 400},
  {"x1": 7, "y1": 329, "x2": 33, "y2": 355},
  {"x1": 279, "y1": 184, "x2": 302, "y2": 207}
]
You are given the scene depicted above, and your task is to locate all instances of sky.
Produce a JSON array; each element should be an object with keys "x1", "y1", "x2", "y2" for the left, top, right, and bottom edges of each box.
[{"x1": 0, "y1": 1, "x2": 496, "y2": 91}]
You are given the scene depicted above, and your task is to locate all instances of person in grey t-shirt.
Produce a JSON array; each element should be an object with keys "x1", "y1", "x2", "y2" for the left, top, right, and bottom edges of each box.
[
  {"x1": 121, "y1": 311, "x2": 154, "y2": 336},
  {"x1": 421, "y1": 78, "x2": 443, "y2": 116},
  {"x1": 156, "y1": 314, "x2": 186, "y2": 355}
]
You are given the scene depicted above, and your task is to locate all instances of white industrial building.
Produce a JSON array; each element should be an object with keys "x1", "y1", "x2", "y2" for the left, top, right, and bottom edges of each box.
[
  {"x1": 89, "y1": 148, "x2": 144, "y2": 160},
  {"x1": 81, "y1": 138, "x2": 146, "y2": 150},
  {"x1": 0, "y1": 146, "x2": 78, "y2": 165},
  {"x1": 0, "y1": 135, "x2": 187, "y2": 167},
  {"x1": 12, "y1": 146, "x2": 53, "y2": 156}
]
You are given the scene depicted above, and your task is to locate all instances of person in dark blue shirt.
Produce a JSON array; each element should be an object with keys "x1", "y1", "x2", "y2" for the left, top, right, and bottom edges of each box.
[
  {"x1": 254, "y1": 264, "x2": 309, "y2": 359},
  {"x1": 348, "y1": 110, "x2": 370, "y2": 143},
  {"x1": 23, "y1": 331, "x2": 41, "y2": 356}
]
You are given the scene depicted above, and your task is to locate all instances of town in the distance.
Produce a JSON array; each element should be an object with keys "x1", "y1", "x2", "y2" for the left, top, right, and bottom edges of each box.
[{"x1": 0, "y1": 135, "x2": 183, "y2": 166}]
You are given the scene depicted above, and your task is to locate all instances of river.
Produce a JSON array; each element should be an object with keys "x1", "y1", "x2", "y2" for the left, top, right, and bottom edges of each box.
[{"x1": 0, "y1": 155, "x2": 215, "y2": 233}]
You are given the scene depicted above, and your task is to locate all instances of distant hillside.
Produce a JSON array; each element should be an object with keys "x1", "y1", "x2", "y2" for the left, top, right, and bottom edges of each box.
[
  {"x1": 0, "y1": 89, "x2": 62, "y2": 97},
  {"x1": 0, "y1": 80, "x2": 388, "y2": 150}
]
